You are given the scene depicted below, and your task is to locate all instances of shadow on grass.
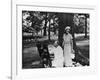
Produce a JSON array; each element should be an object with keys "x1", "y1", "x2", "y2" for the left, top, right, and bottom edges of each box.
[
  {"x1": 78, "y1": 45, "x2": 89, "y2": 58},
  {"x1": 22, "y1": 39, "x2": 55, "y2": 69},
  {"x1": 74, "y1": 45, "x2": 89, "y2": 66}
]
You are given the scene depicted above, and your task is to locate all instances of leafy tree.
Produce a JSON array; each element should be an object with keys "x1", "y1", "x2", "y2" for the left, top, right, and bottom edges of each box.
[
  {"x1": 84, "y1": 14, "x2": 89, "y2": 38},
  {"x1": 22, "y1": 11, "x2": 45, "y2": 36}
]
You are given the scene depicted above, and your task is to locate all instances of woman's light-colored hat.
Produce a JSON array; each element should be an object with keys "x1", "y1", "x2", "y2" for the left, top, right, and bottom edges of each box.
[{"x1": 65, "y1": 26, "x2": 71, "y2": 30}]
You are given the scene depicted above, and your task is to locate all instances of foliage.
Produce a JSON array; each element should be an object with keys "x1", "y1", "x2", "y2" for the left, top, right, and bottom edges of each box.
[{"x1": 22, "y1": 11, "x2": 59, "y2": 37}]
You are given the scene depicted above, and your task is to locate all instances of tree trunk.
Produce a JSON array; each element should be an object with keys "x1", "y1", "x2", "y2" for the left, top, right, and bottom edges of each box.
[
  {"x1": 43, "y1": 20, "x2": 47, "y2": 36},
  {"x1": 84, "y1": 15, "x2": 87, "y2": 38},
  {"x1": 48, "y1": 20, "x2": 51, "y2": 41},
  {"x1": 43, "y1": 13, "x2": 48, "y2": 36},
  {"x1": 58, "y1": 13, "x2": 65, "y2": 46},
  {"x1": 54, "y1": 26, "x2": 56, "y2": 35}
]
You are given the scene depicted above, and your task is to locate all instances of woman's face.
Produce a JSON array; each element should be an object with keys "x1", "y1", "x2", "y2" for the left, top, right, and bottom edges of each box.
[{"x1": 65, "y1": 29, "x2": 70, "y2": 33}]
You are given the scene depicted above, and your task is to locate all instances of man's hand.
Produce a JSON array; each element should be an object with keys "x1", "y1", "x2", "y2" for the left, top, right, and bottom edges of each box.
[{"x1": 71, "y1": 49, "x2": 75, "y2": 54}]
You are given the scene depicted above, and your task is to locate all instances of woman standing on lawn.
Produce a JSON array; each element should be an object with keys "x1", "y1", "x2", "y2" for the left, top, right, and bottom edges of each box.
[{"x1": 63, "y1": 26, "x2": 74, "y2": 67}]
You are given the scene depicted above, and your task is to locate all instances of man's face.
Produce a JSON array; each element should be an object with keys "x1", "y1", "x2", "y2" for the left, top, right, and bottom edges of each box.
[{"x1": 54, "y1": 41, "x2": 58, "y2": 47}]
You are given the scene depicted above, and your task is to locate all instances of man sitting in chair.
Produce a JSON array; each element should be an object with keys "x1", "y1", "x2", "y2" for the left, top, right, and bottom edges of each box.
[{"x1": 52, "y1": 41, "x2": 64, "y2": 67}]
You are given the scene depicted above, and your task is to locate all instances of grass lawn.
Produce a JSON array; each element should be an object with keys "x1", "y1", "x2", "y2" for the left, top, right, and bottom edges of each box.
[{"x1": 22, "y1": 33, "x2": 89, "y2": 68}]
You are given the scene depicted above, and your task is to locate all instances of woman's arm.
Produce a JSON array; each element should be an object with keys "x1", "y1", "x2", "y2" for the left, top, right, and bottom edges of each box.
[
  {"x1": 71, "y1": 39, "x2": 73, "y2": 50},
  {"x1": 70, "y1": 35, "x2": 74, "y2": 53},
  {"x1": 62, "y1": 34, "x2": 65, "y2": 47}
]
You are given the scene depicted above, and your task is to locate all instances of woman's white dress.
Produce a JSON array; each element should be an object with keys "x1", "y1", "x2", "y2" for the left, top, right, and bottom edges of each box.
[{"x1": 63, "y1": 33, "x2": 73, "y2": 66}]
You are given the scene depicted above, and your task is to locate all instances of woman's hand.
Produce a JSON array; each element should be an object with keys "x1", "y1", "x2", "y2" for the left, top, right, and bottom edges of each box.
[
  {"x1": 62, "y1": 41, "x2": 64, "y2": 47},
  {"x1": 71, "y1": 49, "x2": 75, "y2": 59}
]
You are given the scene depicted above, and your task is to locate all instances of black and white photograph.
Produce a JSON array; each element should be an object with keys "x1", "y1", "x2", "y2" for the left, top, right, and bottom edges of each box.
[
  {"x1": 0, "y1": 0, "x2": 99, "y2": 80},
  {"x1": 22, "y1": 11, "x2": 90, "y2": 69},
  {"x1": 11, "y1": 1, "x2": 97, "y2": 79}
]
